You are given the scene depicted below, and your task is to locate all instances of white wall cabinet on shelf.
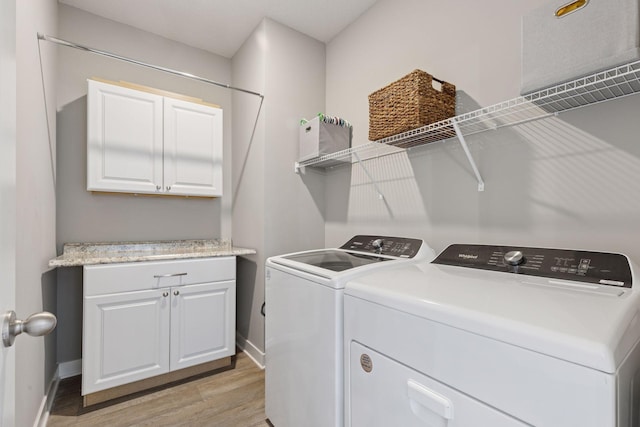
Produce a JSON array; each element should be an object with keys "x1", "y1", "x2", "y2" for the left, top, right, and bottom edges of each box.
[
  {"x1": 87, "y1": 79, "x2": 223, "y2": 197},
  {"x1": 82, "y1": 257, "x2": 236, "y2": 401}
]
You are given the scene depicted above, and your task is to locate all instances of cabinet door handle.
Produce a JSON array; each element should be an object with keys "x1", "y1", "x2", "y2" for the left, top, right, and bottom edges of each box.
[
  {"x1": 153, "y1": 272, "x2": 187, "y2": 279},
  {"x1": 173, "y1": 290, "x2": 180, "y2": 296},
  {"x1": 162, "y1": 292, "x2": 169, "y2": 297},
  {"x1": 156, "y1": 185, "x2": 161, "y2": 191},
  {"x1": 166, "y1": 186, "x2": 171, "y2": 191}
]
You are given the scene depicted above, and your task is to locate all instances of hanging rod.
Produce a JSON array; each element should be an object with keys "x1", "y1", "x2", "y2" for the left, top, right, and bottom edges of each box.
[{"x1": 37, "y1": 33, "x2": 264, "y2": 98}]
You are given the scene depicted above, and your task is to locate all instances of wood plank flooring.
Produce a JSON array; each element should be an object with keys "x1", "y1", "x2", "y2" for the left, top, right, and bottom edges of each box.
[{"x1": 47, "y1": 352, "x2": 269, "y2": 427}]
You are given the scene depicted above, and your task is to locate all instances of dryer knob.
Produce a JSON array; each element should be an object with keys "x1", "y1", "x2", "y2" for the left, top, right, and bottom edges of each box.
[{"x1": 504, "y1": 250, "x2": 524, "y2": 266}]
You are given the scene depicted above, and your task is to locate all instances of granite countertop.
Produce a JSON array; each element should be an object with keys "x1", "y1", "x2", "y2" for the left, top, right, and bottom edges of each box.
[{"x1": 49, "y1": 239, "x2": 256, "y2": 267}]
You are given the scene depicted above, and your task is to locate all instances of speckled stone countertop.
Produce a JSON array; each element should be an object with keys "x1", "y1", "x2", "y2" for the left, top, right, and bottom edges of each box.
[{"x1": 49, "y1": 239, "x2": 256, "y2": 267}]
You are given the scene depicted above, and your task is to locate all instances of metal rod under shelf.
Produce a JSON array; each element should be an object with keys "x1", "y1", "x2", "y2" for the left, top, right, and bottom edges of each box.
[{"x1": 37, "y1": 33, "x2": 264, "y2": 98}]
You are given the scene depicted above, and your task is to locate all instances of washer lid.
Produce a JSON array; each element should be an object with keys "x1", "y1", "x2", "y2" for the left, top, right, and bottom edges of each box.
[
  {"x1": 266, "y1": 236, "x2": 435, "y2": 286},
  {"x1": 345, "y1": 253, "x2": 640, "y2": 373},
  {"x1": 281, "y1": 250, "x2": 393, "y2": 272}
]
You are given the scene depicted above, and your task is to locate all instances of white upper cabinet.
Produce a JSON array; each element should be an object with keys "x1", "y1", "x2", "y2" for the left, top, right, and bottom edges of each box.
[
  {"x1": 87, "y1": 81, "x2": 164, "y2": 194},
  {"x1": 87, "y1": 79, "x2": 223, "y2": 197},
  {"x1": 164, "y1": 97, "x2": 223, "y2": 196}
]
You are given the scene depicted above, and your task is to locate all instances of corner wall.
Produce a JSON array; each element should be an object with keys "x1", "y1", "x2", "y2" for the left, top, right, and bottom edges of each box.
[
  {"x1": 231, "y1": 20, "x2": 267, "y2": 362},
  {"x1": 232, "y1": 18, "x2": 326, "y2": 362},
  {"x1": 325, "y1": 0, "x2": 640, "y2": 263}
]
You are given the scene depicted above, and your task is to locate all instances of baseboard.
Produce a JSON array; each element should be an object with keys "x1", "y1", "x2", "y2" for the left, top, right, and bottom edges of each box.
[
  {"x1": 32, "y1": 373, "x2": 60, "y2": 427},
  {"x1": 57, "y1": 359, "x2": 82, "y2": 379},
  {"x1": 33, "y1": 359, "x2": 80, "y2": 426},
  {"x1": 236, "y1": 334, "x2": 265, "y2": 369}
]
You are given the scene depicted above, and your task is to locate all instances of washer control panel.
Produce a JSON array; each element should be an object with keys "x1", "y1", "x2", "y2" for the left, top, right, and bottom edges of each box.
[
  {"x1": 339, "y1": 235, "x2": 423, "y2": 258},
  {"x1": 433, "y1": 244, "x2": 633, "y2": 288}
]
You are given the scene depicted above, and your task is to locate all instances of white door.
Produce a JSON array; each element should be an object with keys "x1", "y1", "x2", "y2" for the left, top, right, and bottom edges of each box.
[
  {"x1": 163, "y1": 98, "x2": 223, "y2": 197},
  {"x1": 0, "y1": 0, "x2": 16, "y2": 423},
  {"x1": 169, "y1": 281, "x2": 235, "y2": 371},
  {"x1": 87, "y1": 80, "x2": 164, "y2": 195}
]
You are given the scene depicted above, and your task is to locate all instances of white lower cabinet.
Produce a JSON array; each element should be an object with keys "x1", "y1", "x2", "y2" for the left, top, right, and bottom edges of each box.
[
  {"x1": 83, "y1": 289, "x2": 171, "y2": 393},
  {"x1": 170, "y1": 280, "x2": 235, "y2": 371},
  {"x1": 82, "y1": 257, "x2": 236, "y2": 396}
]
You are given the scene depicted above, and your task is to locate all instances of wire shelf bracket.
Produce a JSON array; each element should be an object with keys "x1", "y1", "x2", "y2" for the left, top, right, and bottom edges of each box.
[{"x1": 452, "y1": 118, "x2": 484, "y2": 192}]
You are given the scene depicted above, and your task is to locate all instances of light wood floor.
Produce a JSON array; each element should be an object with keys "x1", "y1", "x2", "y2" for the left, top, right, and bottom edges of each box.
[{"x1": 47, "y1": 352, "x2": 269, "y2": 427}]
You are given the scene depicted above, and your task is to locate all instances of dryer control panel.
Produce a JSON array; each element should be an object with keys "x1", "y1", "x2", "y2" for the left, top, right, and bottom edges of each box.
[
  {"x1": 340, "y1": 235, "x2": 423, "y2": 258},
  {"x1": 433, "y1": 244, "x2": 633, "y2": 288}
]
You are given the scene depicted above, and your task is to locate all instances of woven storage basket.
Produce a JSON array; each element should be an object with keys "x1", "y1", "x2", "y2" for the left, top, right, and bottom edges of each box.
[{"x1": 368, "y1": 69, "x2": 456, "y2": 141}]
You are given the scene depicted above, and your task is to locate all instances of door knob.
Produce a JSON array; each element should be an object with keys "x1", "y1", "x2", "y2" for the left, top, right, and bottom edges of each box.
[{"x1": 2, "y1": 310, "x2": 57, "y2": 347}]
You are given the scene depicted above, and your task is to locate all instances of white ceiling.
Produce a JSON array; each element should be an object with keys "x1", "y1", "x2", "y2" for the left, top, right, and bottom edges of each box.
[{"x1": 58, "y1": 0, "x2": 379, "y2": 58}]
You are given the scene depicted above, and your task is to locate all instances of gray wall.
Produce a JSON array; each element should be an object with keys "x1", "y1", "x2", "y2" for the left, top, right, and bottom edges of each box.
[
  {"x1": 55, "y1": 5, "x2": 234, "y2": 363},
  {"x1": 232, "y1": 18, "x2": 326, "y2": 361},
  {"x1": 324, "y1": 0, "x2": 640, "y2": 263},
  {"x1": 15, "y1": 1, "x2": 58, "y2": 425}
]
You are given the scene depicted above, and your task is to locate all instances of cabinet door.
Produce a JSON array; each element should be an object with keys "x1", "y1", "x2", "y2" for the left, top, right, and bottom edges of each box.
[
  {"x1": 163, "y1": 98, "x2": 223, "y2": 197},
  {"x1": 83, "y1": 289, "x2": 171, "y2": 395},
  {"x1": 170, "y1": 280, "x2": 235, "y2": 371},
  {"x1": 87, "y1": 80, "x2": 164, "y2": 194}
]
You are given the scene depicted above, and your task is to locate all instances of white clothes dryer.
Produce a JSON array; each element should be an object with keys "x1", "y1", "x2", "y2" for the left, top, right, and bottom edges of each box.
[
  {"x1": 265, "y1": 235, "x2": 435, "y2": 427},
  {"x1": 344, "y1": 244, "x2": 640, "y2": 427}
]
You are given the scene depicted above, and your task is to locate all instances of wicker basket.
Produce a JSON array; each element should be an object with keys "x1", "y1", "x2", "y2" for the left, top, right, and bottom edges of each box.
[{"x1": 368, "y1": 69, "x2": 456, "y2": 141}]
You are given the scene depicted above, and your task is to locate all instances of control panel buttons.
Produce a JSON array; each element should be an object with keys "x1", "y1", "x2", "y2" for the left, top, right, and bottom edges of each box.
[
  {"x1": 338, "y1": 235, "x2": 422, "y2": 258},
  {"x1": 432, "y1": 244, "x2": 633, "y2": 288}
]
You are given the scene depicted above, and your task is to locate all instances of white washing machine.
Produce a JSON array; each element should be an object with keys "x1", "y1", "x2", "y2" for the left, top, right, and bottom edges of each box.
[
  {"x1": 265, "y1": 235, "x2": 435, "y2": 427},
  {"x1": 344, "y1": 244, "x2": 640, "y2": 427}
]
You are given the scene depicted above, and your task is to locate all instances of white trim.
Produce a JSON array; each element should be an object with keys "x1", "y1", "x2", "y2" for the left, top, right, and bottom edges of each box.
[
  {"x1": 57, "y1": 359, "x2": 82, "y2": 379},
  {"x1": 236, "y1": 334, "x2": 265, "y2": 369},
  {"x1": 32, "y1": 374, "x2": 60, "y2": 427}
]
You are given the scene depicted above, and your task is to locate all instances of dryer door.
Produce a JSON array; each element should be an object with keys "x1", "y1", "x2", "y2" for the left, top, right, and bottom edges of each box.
[{"x1": 348, "y1": 342, "x2": 526, "y2": 427}]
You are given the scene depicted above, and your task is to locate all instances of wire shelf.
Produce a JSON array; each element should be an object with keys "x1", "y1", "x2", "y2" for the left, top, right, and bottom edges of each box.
[{"x1": 296, "y1": 59, "x2": 640, "y2": 169}]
